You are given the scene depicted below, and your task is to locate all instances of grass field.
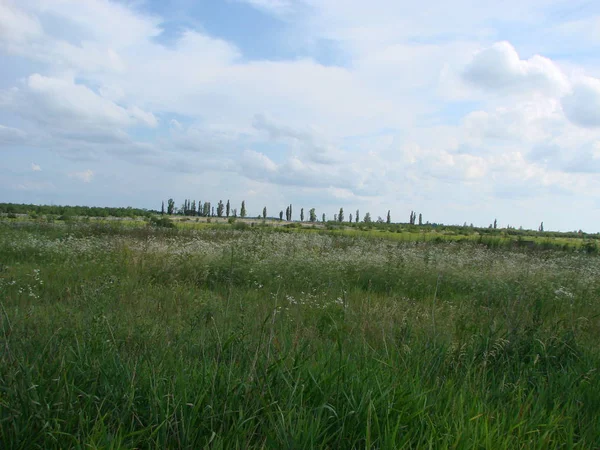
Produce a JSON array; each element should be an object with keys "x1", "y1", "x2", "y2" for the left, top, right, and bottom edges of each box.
[{"x1": 1, "y1": 219, "x2": 600, "y2": 448}]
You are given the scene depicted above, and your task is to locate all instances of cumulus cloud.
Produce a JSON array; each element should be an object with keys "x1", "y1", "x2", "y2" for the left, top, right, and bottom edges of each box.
[
  {"x1": 252, "y1": 113, "x2": 345, "y2": 164},
  {"x1": 31, "y1": 163, "x2": 41, "y2": 171},
  {"x1": 462, "y1": 99, "x2": 562, "y2": 145},
  {"x1": 463, "y1": 41, "x2": 569, "y2": 95},
  {"x1": 0, "y1": 1, "x2": 43, "y2": 47},
  {"x1": 69, "y1": 169, "x2": 94, "y2": 183},
  {"x1": 562, "y1": 77, "x2": 600, "y2": 128},
  {"x1": 1, "y1": 74, "x2": 157, "y2": 131}
]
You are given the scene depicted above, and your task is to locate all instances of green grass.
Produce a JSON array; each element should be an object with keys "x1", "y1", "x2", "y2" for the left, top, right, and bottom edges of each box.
[{"x1": 1, "y1": 220, "x2": 599, "y2": 448}]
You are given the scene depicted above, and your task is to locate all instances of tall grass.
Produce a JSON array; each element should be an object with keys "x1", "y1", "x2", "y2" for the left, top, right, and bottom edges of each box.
[{"x1": 1, "y1": 222, "x2": 599, "y2": 448}]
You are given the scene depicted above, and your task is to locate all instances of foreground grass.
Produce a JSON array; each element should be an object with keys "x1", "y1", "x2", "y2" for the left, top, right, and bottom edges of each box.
[{"x1": 1, "y1": 222, "x2": 599, "y2": 449}]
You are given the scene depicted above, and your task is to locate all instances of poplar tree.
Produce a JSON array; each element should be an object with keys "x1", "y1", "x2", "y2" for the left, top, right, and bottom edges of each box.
[
  {"x1": 419, "y1": 213, "x2": 422, "y2": 226},
  {"x1": 279, "y1": 211, "x2": 283, "y2": 221},
  {"x1": 300, "y1": 208, "x2": 304, "y2": 222},
  {"x1": 309, "y1": 208, "x2": 316, "y2": 222},
  {"x1": 161, "y1": 201, "x2": 165, "y2": 215},
  {"x1": 241, "y1": 201, "x2": 247, "y2": 218},
  {"x1": 386, "y1": 210, "x2": 391, "y2": 224},
  {"x1": 356, "y1": 210, "x2": 359, "y2": 223},
  {"x1": 217, "y1": 200, "x2": 224, "y2": 217},
  {"x1": 226, "y1": 200, "x2": 230, "y2": 217},
  {"x1": 263, "y1": 207, "x2": 267, "y2": 219},
  {"x1": 338, "y1": 208, "x2": 344, "y2": 222}
]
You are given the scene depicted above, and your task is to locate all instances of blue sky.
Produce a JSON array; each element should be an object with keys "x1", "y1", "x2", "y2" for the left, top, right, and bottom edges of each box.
[{"x1": 2, "y1": 0, "x2": 600, "y2": 231}]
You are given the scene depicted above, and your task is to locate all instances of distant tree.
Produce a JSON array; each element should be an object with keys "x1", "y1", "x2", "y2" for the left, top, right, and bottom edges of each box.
[
  {"x1": 279, "y1": 210, "x2": 283, "y2": 221},
  {"x1": 349, "y1": 214, "x2": 353, "y2": 223},
  {"x1": 167, "y1": 198, "x2": 175, "y2": 215},
  {"x1": 418, "y1": 213, "x2": 422, "y2": 226},
  {"x1": 539, "y1": 221, "x2": 544, "y2": 232},
  {"x1": 290, "y1": 204, "x2": 293, "y2": 221},
  {"x1": 493, "y1": 219, "x2": 497, "y2": 229},
  {"x1": 386, "y1": 210, "x2": 391, "y2": 224},
  {"x1": 232, "y1": 208, "x2": 237, "y2": 217},
  {"x1": 161, "y1": 201, "x2": 165, "y2": 215},
  {"x1": 211, "y1": 206, "x2": 215, "y2": 217},
  {"x1": 203, "y1": 202, "x2": 210, "y2": 217},
  {"x1": 217, "y1": 200, "x2": 224, "y2": 217},
  {"x1": 300, "y1": 208, "x2": 304, "y2": 222},
  {"x1": 285, "y1": 206, "x2": 290, "y2": 221},
  {"x1": 226, "y1": 200, "x2": 230, "y2": 217},
  {"x1": 356, "y1": 210, "x2": 359, "y2": 223},
  {"x1": 334, "y1": 214, "x2": 338, "y2": 222},
  {"x1": 191, "y1": 200, "x2": 197, "y2": 216},
  {"x1": 322, "y1": 213, "x2": 326, "y2": 223},
  {"x1": 309, "y1": 208, "x2": 316, "y2": 222},
  {"x1": 364, "y1": 212, "x2": 372, "y2": 223},
  {"x1": 241, "y1": 201, "x2": 247, "y2": 218},
  {"x1": 197, "y1": 201, "x2": 202, "y2": 216},
  {"x1": 263, "y1": 207, "x2": 267, "y2": 219},
  {"x1": 338, "y1": 208, "x2": 344, "y2": 222},
  {"x1": 377, "y1": 216, "x2": 384, "y2": 223}
]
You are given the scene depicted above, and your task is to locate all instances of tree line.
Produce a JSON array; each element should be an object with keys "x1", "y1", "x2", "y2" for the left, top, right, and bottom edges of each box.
[
  {"x1": 0, "y1": 201, "x2": 581, "y2": 239},
  {"x1": 0, "y1": 203, "x2": 152, "y2": 218},
  {"x1": 161, "y1": 199, "x2": 430, "y2": 226}
]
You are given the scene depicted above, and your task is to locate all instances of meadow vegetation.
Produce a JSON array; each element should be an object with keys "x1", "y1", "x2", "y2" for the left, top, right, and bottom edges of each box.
[{"x1": 1, "y1": 219, "x2": 599, "y2": 448}]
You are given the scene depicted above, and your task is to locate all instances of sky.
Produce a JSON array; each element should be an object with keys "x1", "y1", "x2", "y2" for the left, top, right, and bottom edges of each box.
[{"x1": 1, "y1": 0, "x2": 600, "y2": 231}]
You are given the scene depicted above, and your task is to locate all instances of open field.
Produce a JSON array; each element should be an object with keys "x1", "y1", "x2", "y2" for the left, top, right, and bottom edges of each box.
[{"x1": 1, "y1": 219, "x2": 600, "y2": 448}]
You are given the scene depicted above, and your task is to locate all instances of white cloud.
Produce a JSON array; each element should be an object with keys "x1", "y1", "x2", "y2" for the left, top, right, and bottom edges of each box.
[
  {"x1": 0, "y1": 124, "x2": 27, "y2": 145},
  {"x1": 555, "y1": 16, "x2": 600, "y2": 44},
  {"x1": 0, "y1": 74, "x2": 157, "y2": 139},
  {"x1": 0, "y1": 1, "x2": 43, "y2": 47},
  {"x1": 463, "y1": 41, "x2": 569, "y2": 95},
  {"x1": 462, "y1": 98, "x2": 563, "y2": 145},
  {"x1": 235, "y1": 0, "x2": 293, "y2": 15},
  {"x1": 562, "y1": 77, "x2": 600, "y2": 128},
  {"x1": 69, "y1": 169, "x2": 94, "y2": 183},
  {"x1": 31, "y1": 163, "x2": 41, "y2": 171}
]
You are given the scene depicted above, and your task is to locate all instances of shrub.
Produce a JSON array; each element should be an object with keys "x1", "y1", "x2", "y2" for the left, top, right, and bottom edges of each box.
[{"x1": 148, "y1": 216, "x2": 175, "y2": 228}]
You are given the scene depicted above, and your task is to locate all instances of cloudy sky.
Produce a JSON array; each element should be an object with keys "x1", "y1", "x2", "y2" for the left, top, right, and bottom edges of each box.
[{"x1": 1, "y1": 0, "x2": 600, "y2": 230}]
